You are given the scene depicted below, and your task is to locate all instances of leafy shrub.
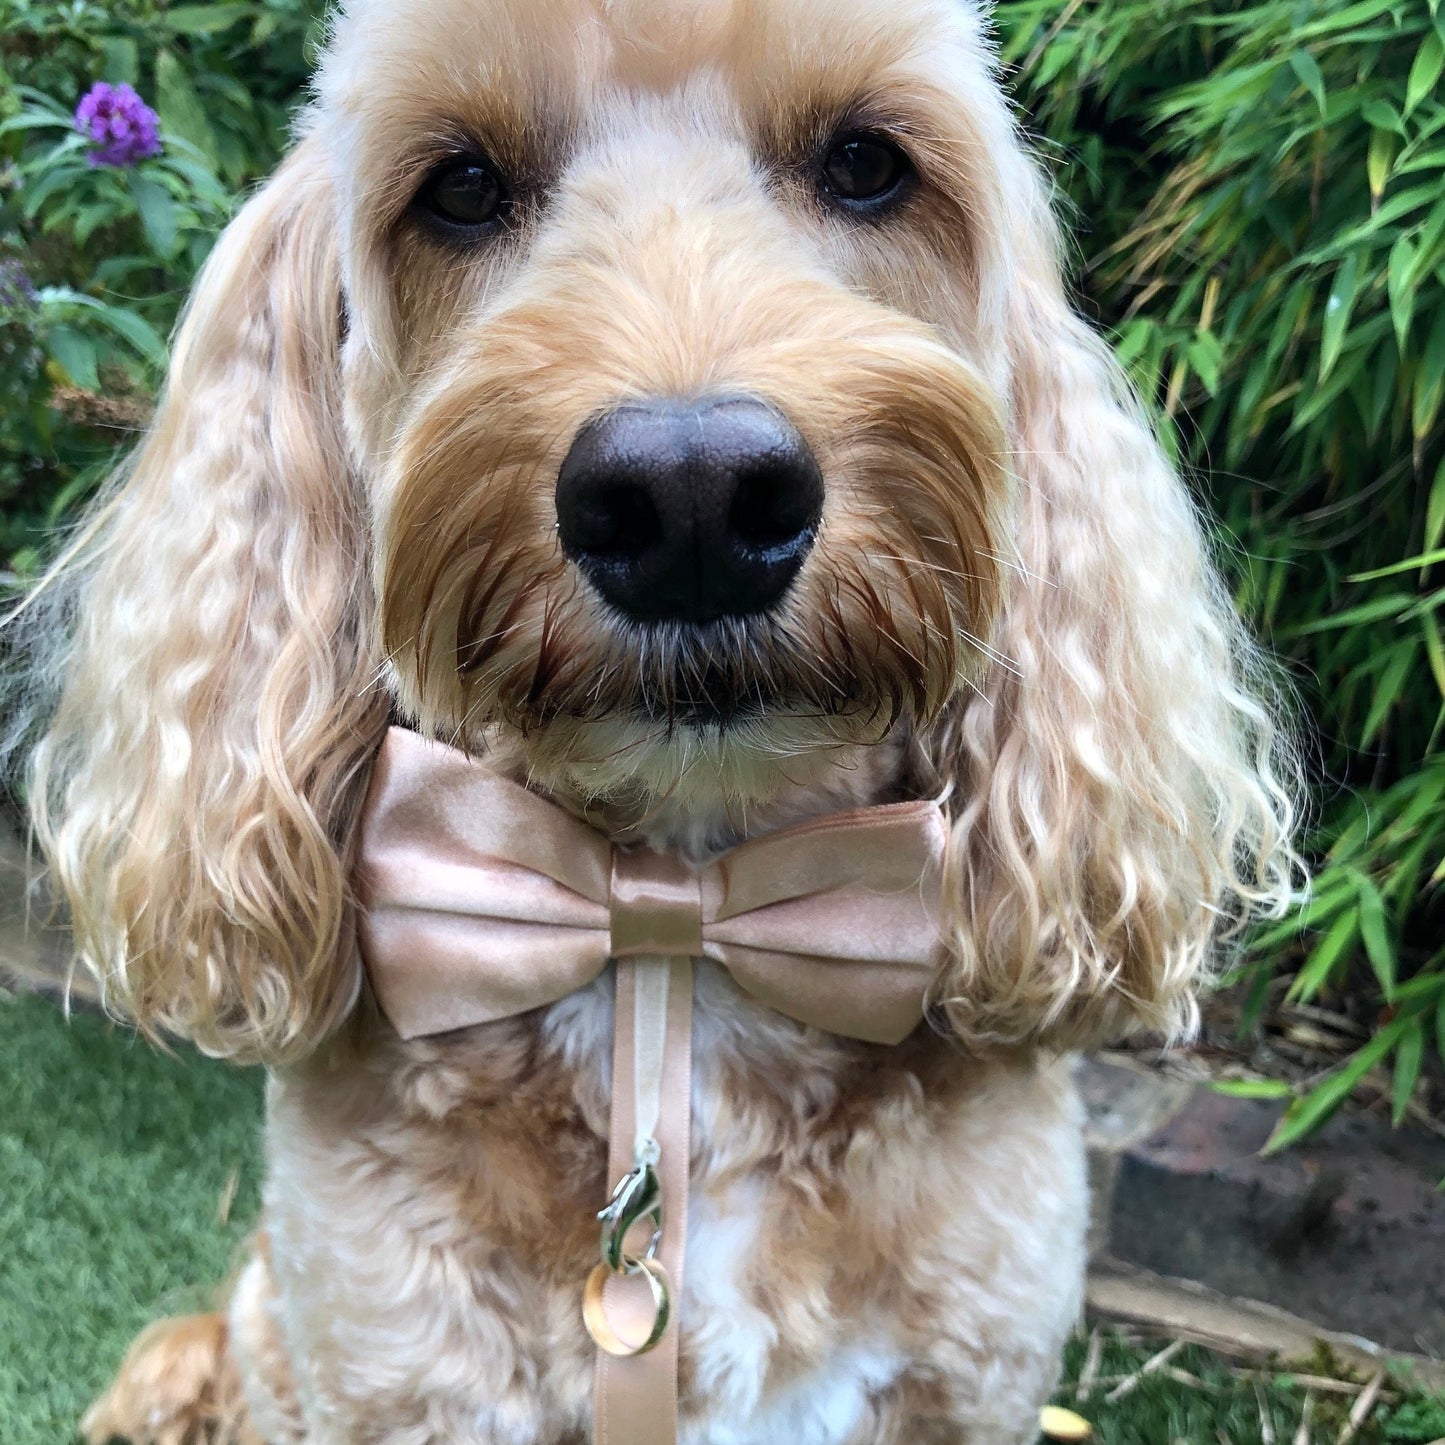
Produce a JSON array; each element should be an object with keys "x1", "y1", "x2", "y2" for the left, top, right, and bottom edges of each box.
[
  {"x1": 997, "y1": 0, "x2": 1445, "y2": 1145},
  {"x1": 3, "y1": 0, "x2": 1443, "y2": 1142},
  {"x1": 0, "y1": 0, "x2": 325, "y2": 574},
  {"x1": 1382, "y1": 1391, "x2": 1445, "y2": 1443}
]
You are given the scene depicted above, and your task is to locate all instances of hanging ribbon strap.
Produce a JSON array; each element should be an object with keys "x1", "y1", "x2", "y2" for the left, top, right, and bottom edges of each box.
[
  {"x1": 587, "y1": 954, "x2": 692, "y2": 1444},
  {"x1": 585, "y1": 848, "x2": 700, "y2": 1441}
]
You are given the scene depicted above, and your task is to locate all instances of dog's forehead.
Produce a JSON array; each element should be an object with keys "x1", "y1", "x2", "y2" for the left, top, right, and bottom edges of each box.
[{"x1": 320, "y1": 0, "x2": 983, "y2": 132}]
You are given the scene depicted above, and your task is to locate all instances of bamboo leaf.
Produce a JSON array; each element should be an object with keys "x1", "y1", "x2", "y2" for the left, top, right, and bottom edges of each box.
[
  {"x1": 1363, "y1": 99, "x2": 1407, "y2": 137},
  {"x1": 1389, "y1": 761, "x2": 1445, "y2": 833},
  {"x1": 1423, "y1": 613, "x2": 1445, "y2": 699},
  {"x1": 1355, "y1": 874, "x2": 1397, "y2": 999},
  {"x1": 1298, "y1": 184, "x2": 1440, "y2": 262},
  {"x1": 1360, "y1": 641, "x2": 1415, "y2": 747},
  {"x1": 1295, "y1": 0, "x2": 1416, "y2": 40},
  {"x1": 1213, "y1": 1079, "x2": 1295, "y2": 1100},
  {"x1": 1253, "y1": 873, "x2": 1356, "y2": 952},
  {"x1": 1431, "y1": 444, "x2": 1445, "y2": 544},
  {"x1": 1396, "y1": 972, "x2": 1445, "y2": 1007},
  {"x1": 1187, "y1": 330, "x2": 1224, "y2": 394},
  {"x1": 1286, "y1": 594, "x2": 1415, "y2": 631},
  {"x1": 1320, "y1": 253, "x2": 1362, "y2": 380},
  {"x1": 1392, "y1": 1018, "x2": 1425, "y2": 1124},
  {"x1": 1290, "y1": 50, "x2": 1327, "y2": 114},
  {"x1": 1414, "y1": 305, "x2": 1445, "y2": 438},
  {"x1": 1369, "y1": 126, "x2": 1399, "y2": 202},
  {"x1": 1287, "y1": 909, "x2": 1360, "y2": 1004},
  {"x1": 1265, "y1": 282, "x2": 1313, "y2": 366},
  {"x1": 1264, "y1": 1013, "x2": 1414, "y2": 1153},
  {"x1": 1402, "y1": 584, "x2": 1445, "y2": 619},
  {"x1": 1388, "y1": 234, "x2": 1418, "y2": 350},
  {"x1": 1407, "y1": 31, "x2": 1445, "y2": 115},
  {"x1": 1351, "y1": 548, "x2": 1445, "y2": 579}
]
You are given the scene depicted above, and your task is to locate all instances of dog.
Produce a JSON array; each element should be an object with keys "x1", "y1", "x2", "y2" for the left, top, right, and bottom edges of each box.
[{"x1": 19, "y1": 0, "x2": 1298, "y2": 1440}]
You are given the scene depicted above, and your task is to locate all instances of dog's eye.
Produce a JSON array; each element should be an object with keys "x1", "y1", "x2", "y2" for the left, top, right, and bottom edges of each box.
[
  {"x1": 819, "y1": 132, "x2": 913, "y2": 212},
  {"x1": 415, "y1": 157, "x2": 510, "y2": 232}
]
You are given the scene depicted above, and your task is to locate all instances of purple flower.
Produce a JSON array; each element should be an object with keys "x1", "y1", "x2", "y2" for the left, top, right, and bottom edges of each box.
[
  {"x1": 74, "y1": 82, "x2": 161, "y2": 168},
  {"x1": 0, "y1": 259, "x2": 38, "y2": 313}
]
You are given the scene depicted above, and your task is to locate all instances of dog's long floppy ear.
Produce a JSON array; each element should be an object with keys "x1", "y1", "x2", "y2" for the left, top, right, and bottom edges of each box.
[
  {"x1": 24, "y1": 135, "x2": 387, "y2": 1062},
  {"x1": 930, "y1": 154, "x2": 1299, "y2": 1051}
]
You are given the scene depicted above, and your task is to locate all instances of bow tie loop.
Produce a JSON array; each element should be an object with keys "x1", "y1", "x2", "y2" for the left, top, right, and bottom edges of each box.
[{"x1": 610, "y1": 851, "x2": 704, "y2": 960}]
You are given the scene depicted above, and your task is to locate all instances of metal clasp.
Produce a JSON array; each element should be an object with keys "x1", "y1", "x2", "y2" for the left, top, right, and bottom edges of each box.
[{"x1": 597, "y1": 1159, "x2": 662, "y2": 1274}]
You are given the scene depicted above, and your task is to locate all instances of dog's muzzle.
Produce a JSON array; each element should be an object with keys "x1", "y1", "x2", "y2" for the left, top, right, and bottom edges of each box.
[{"x1": 555, "y1": 395, "x2": 823, "y2": 625}]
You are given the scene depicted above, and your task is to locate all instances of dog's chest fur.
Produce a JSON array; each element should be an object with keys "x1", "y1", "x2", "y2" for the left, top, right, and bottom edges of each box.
[{"x1": 258, "y1": 966, "x2": 1087, "y2": 1443}]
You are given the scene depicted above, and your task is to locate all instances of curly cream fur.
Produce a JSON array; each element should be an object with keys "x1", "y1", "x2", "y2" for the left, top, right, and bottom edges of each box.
[
  {"x1": 12, "y1": 0, "x2": 1298, "y2": 1439},
  {"x1": 20, "y1": 140, "x2": 388, "y2": 1059},
  {"x1": 929, "y1": 197, "x2": 1298, "y2": 1051}
]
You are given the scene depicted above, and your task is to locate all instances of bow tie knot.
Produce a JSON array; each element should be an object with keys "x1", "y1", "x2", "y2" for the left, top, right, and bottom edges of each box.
[{"x1": 610, "y1": 850, "x2": 703, "y2": 960}]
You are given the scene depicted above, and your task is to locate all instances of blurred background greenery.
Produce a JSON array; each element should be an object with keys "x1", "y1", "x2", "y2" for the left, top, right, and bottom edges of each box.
[{"x1": 2, "y1": 0, "x2": 1443, "y2": 1146}]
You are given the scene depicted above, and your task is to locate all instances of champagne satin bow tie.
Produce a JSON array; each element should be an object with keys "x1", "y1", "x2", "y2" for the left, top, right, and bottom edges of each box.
[{"x1": 356, "y1": 726, "x2": 948, "y2": 1445}]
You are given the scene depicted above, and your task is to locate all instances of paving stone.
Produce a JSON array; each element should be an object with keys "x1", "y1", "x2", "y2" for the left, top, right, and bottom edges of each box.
[
  {"x1": 1082, "y1": 1056, "x2": 1445, "y2": 1359},
  {"x1": 1079, "y1": 1054, "x2": 1194, "y2": 1152},
  {"x1": 0, "y1": 822, "x2": 77, "y2": 996},
  {"x1": 1078, "y1": 1056, "x2": 1192, "y2": 1264}
]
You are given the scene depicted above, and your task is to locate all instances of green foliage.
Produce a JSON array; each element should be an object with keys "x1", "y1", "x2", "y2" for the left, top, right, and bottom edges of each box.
[
  {"x1": 995, "y1": 0, "x2": 1445, "y2": 1143},
  {"x1": 0, "y1": 0, "x2": 326, "y2": 574},
  {"x1": 3, "y1": 2, "x2": 1443, "y2": 1143},
  {"x1": 1382, "y1": 1391, "x2": 1445, "y2": 1442}
]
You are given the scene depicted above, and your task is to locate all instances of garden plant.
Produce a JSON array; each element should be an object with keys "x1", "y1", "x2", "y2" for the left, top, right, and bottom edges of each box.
[{"x1": 998, "y1": 0, "x2": 1445, "y2": 1148}]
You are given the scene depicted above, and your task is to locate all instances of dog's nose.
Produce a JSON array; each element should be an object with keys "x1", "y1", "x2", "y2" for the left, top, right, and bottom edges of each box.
[{"x1": 555, "y1": 397, "x2": 824, "y2": 624}]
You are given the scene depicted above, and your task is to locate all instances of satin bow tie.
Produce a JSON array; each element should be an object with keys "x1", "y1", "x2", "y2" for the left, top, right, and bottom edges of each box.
[{"x1": 356, "y1": 726, "x2": 948, "y2": 1445}]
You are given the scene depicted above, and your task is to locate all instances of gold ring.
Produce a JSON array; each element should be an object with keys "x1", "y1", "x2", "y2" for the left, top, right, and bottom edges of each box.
[{"x1": 582, "y1": 1257, "x2": 671, "y2": 1357}]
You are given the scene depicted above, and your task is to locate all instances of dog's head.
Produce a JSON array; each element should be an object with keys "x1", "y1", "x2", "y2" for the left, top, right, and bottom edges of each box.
[{"x1": 24, "y1": 0, "x2": 1298, "y2": 1059}]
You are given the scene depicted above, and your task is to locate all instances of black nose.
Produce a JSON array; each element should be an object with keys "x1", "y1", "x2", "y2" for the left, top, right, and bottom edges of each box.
[{"x1": 555, "y1": 396, "x2": 824, "y2": 625}]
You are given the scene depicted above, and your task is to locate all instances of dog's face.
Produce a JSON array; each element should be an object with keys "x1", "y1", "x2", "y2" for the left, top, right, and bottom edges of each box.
[
  {"x1": 317, "y1": 0, "x2": 1008, "y2": 805},
  {"x1": 25, "y1": 0, "x2": 1297, "y2": 1059}
]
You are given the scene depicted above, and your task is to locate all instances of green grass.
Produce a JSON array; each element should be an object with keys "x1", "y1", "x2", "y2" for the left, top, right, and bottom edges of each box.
[
  {"x1": 3, "y1": 986, "x2": 1443, "y2": 1445},
  {"x1": 1054, "y1": 1334, "x2": 1445, "y2": 1445},
  {"x1": 0, "y1": 988, "x2": 263, "y2": 1444}
]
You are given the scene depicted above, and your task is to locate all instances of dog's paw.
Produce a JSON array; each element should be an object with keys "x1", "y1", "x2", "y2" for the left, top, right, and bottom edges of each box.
[{"x1": 81, "y1": 1312, "x2": 256, "y2": 1445}]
